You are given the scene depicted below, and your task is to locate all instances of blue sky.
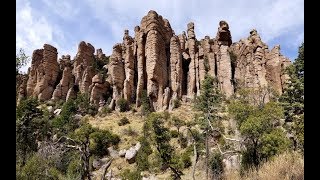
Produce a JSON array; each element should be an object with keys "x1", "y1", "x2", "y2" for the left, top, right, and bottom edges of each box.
[{"x1": 17, "y1": 0, "x2": 304, "y2": 72}]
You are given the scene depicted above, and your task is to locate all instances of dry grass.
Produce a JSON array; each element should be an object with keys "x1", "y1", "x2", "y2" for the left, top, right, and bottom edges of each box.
[
  {"x1": 224, "y1": 151, "x2": 304, "y2": 180},
  {"x1": 88, "y1": 102, "x2": 203, "y2": 179}
]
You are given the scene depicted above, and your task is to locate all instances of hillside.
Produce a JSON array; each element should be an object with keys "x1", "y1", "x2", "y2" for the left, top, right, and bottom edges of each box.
[{"x1": 16, "y1": 10, "x2": 304, "y2": 180}]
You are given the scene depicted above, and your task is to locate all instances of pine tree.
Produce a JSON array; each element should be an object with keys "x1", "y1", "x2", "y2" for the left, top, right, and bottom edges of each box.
[{"x1": 280, "y1": 43, "x2": 304, "y2": 151}]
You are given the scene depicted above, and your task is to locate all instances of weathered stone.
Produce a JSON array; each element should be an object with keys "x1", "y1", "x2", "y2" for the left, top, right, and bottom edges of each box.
[
  {"x1": 66, "y1": 86, "x2": 77, "y2": 101},
  {"x1": 107, "y1": 146, "x2": 119, "y2": 158},
  {"x1": 140, "y1": 10, "x2": 173, "y2": 111},
  {"x1": 17, "y1": 74, "x2": 28, "y2": 105},
  {"x1": 169, "y1": 35, "x2": 183, "y2": 106},
  {"x1": 52, "y1": 55, "x2": 73, "y2": 101},
  {"x1": 186, "y1": 22, "x2": 197, "y2": 98},
  {"x1": 134, "y1": 26, "x2": 146, "y2": 107},
  {"x1": 123, "y1": 30, "x2": 135, "y2": 102},
  {"x1": 134, "y1": 142, "x2": 141, "y2": 151},
  {"x1": 108, "y1": 44, "x2": 125, "y2": 110},
  {"x1": 26, "y1": 44, "x2": 60, "y2": 101},
  {"x1": 119, "y1": 149, "x2": 126, "y2": 157},
  {"x1": 47, "y1": 106, "x2": 53, "y2": 113},
  {"x1": 73, "y1": 41, "x2": 96, "y2": 96},
  {"x1": 223, "y1": 155, "x2": 240, "y2": 171},
  {"x1": 89, "y1": 74, "x2": 110, "y2": 107},
  {"x1": 22, "y1": 11, "x2": 292, "y2": 112},
  {"x1": 216, "y1": 21, "x2": 234, "y2": 98},
  {"x1": 125, "y1": 147, "x2": 138, "y2": 164}
]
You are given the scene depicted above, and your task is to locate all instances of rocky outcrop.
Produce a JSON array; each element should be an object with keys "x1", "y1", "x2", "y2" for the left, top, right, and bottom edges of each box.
[
  {"x1": 265, "y1": 45, "x2": 291, "y2": 95},
  {"x1": 21, "y1": 10, "x2": 291, "y2": 110},
  {"x1": 73, "y1": 41, "x2": 95, "y2": 93},
  {"x1": 186, "y1": 22, "x2": 197, "y2": 98},
  {"x1": 124, "y1": 142, "x2": 141, "y2": 164},
  {"x1": 168, "y1": 35, "x2": 183, "y2": 109},
  {"x1": 142, "y1": 10, "x2": 173, "y2": 111},
  {"x1": 230, "y1": 29, "x2": 290, "y2": 96},
  {"x1": 216, "y1": 21, "x2": 234, "y2": 98},
  {"x1": 108, "y1": 44, "x2": 125, "y2": 109},
  {"x1": 123, "y1": 30, "x2": 135, "y2": 103},
  {"x1": 96, "y1": 48, "x2": 106, "y2": 61},
  {"x1": 16, "y1": 74, "x2": 28, "y2": 105},
  {"x1": 52, "y1": 55, "x2": 73, "y2": 101},
  {"x1": 26, "y1": 44, "x2": 59, "y2": 101},
  {"x1": 134, "y1": 26, "x2": 146, "y2": 107},
  {"x1": 89, "y1": 74, "x2": 110, "y2": 106}
]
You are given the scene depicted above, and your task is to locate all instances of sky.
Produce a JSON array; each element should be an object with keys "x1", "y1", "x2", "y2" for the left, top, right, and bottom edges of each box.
[{"x1": 16, "y1": 0, "x2": 304, "y2": 72}]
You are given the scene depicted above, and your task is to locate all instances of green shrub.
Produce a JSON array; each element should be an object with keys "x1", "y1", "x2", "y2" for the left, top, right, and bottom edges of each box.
[
  {"x1": 117, "y1": 98, "x2": 129, "y2": 112},
  {"x1": 171, "y1": 116, "x2": 185, "y2": 133},
  {"x1": 173, "y1": 99, "x2": 181, "y2": 109},
  {"x1": 178, "y1": 134, "x2": 188, "y2": 148},
  {"x1": 18, "y1": 154, "x2": 63, "y2": 180},
  {"x1": 170, "y1": 130, "x2": 179, "y2": 138},
  {"x1": 89, "y1": 130, "x2": 120, "y2": 157},
  {"x1": 52, "y1": 99, "x2": 79, "y2": 135},
  {"x1": 118, "y1": 117, "x2": 130, "y2": 126},
  {"x1": 66, "y1": 155, "x2": 83, "y2": 179},
  {"x1": 141, "y1": 90, "x2": 152, "y2": 116},
  {"x1": 136, "y1": 136, "x2": 152, "y2": 171},
  {"x1": 209, "y1": 152, "x2": 224, "y2": 178},
  {"x1": 181, "y1": 151, "x2": 192, "y2": 168},
  {"x1": 120, "y1": 169, "x2": 142, "y2": 180}
]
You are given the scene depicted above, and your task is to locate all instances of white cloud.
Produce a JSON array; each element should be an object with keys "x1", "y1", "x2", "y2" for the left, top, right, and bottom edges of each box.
[
  {"x1": 84, "y1": 0, "x2": 303, "y2": 44},
  {"x1": 16, "y1": 0, "x2": 73, "y2": 72},
  {"x1": 41, "y1": 0, "x2": 80, "y2": 20}
]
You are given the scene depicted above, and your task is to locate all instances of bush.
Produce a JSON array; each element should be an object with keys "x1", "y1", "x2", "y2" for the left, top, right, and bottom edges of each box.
[
  {"x1": 120, "y1": 169, "x2": 142, "y2": 180},
  {"x1": 141, "y1": 90, "x2": 152, "y2": 116},
  {"x1": 178, "y1": 134, "x2": 188, "y2": 149},
  {"x1": 66, "y1": 155, "x2": 83, "y2": 179},
  {"x1": 117, "y1": 98, "x2": 129, "y2": 112},
  {"x1": 171, "y1": 116, "x2": 185, "y2": 133},
  {"x1": 170, "y1": 130, "x2": 179, "y2": 138},
  {"x1": 118, "y1": 117, "x2": 130, "y2": 126},
  {"x1": 173, "y1": 99, "x2": 181, "y2": 109},
  {"x1": 74, "y1": 93, "x2": 91, "y2": 115},
  {"x1": 209, "y1": 152, "x2": 224, "y2": 179},
  {"x1": 181, "y1": 151, "x2": 192, "y2": 168},
  {"x1": 136, "y1": 136, "x2": 152, "y2": 171},
  {"x1": 89, "y1": 129, "x2": 121, "y2": 157},
  {"x1": 52, "y1": 99, "x2": 79, "y2": 135},
  {"x1": 18, "y1": 154, "x2": 63, "y2": 180}
]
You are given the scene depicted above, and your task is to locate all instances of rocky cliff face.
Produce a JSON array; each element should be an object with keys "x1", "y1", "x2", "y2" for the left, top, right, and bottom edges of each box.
[{"x1": 20, "y1": 10, "x2": 291, "y2": 111}]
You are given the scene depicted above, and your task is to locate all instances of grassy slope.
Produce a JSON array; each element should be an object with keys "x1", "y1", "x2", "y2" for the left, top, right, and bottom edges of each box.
[{"x1": 88, "y1": 102, "x2": 208, "y2": 179}]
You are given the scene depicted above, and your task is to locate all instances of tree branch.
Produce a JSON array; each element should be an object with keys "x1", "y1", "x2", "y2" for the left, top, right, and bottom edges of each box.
[{"x1": 101, "y1": 158, "x2": 113, "y2": 180}]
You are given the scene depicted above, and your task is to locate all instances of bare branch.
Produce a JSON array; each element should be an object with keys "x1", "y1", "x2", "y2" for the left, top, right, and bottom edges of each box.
[
  {"x1": 66, "y1": 145, "x2": 82, "y2": 151},
  {"x1": 101, "y1": 158, "x2": 113, "y2": 180}
]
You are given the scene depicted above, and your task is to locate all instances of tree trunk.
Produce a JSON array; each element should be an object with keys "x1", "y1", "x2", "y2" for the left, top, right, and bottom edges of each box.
[
  {"x1": 192, "y1": 140, "x2": 197, "y2": 180},
  {"x1": 206, "y1": 130, "x2": 209, "y2": 180}
]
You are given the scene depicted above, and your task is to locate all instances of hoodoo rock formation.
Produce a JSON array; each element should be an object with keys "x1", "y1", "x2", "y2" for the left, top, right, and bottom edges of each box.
[{"x1": 20, "y1": 10, "x2": 291, "y2": 111}]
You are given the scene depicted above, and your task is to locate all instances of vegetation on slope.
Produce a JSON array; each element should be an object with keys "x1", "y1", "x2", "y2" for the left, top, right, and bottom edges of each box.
[{"x1": 16, "y1": 43, "x2": 304, "y2": 179}]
